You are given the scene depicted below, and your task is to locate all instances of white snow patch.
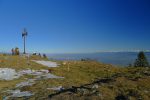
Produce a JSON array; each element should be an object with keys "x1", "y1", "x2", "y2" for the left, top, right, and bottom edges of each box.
[
  {"x1": 18, "y1": 69, "x2": 48, "y2": 76},
  {"x1": 16, "y1": 79, "x2": 36, "y2": 87},
  {"x1": 16, "y1": 69, "x2": 64, "y2": 87},
  {"x1": 32, "y1": 60, "x2": 58, "y2": 67},
  {"x1": 0, "y1": 68, "x2": 21, "y2": 80},
  {"x1": 0, "y1": 67, "x2": 63, "y2": 81},
  {"x1": 7, "y1": 90, "x2": 34, "y2": 97}
]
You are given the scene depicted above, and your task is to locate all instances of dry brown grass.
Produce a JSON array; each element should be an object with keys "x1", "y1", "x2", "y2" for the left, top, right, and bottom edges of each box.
[{"x1": 0, "y1": 55, "x2": 150, "y2": 100}]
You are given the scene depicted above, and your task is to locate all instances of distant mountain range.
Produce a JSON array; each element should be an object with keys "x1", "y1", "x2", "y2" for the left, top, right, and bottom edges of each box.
[{"x1": 47, "y1": 52, "x2": 150, "y2": 67}]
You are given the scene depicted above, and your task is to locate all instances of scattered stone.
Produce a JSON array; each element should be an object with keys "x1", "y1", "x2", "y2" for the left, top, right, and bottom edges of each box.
[
  {"x1": 92, "y1": 84, "x2": 99, "y2": 89},
  {"x1": 143, "y1": 71, "x2": 150, "y2": 76},
  {"x1": 115, "y1": 94, "x2": 128, "y2": 100},
  {"x1": 94, "y1": 78, "x2": 114, "y2": 84}
]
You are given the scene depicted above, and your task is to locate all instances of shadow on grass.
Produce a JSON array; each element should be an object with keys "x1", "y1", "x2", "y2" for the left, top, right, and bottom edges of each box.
[{"x1": 48, "y1": 77, "x2": 115, "y2": 99}]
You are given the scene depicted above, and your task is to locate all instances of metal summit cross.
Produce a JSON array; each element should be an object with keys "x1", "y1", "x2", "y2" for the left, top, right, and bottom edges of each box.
[{"x1": 22, "y1": 28, "x2": 28, "y2": 54}]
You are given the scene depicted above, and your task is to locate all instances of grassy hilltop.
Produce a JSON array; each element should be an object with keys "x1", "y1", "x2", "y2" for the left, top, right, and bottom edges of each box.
[{"x1": 0, "y1": 54, "x2": 150, "y2": 100}]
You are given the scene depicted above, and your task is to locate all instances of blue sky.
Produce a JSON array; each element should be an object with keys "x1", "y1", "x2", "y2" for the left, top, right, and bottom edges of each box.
[{"x1": 0, "y1": 0, "x2": 150, "y2": 53}]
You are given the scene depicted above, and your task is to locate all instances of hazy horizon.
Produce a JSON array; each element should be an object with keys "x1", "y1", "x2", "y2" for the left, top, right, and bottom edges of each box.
[
  {"x1": 47, "y1": 52, "x2": 150, "y2": 66},
  {"x1": 1, "y1": 50, "x2": 150, "y2": 55}
]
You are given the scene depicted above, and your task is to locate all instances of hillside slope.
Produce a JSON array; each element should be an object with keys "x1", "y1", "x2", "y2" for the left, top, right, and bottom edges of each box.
[{"x1": 0, "y1": 55, "x2": 149, "y2": 100}]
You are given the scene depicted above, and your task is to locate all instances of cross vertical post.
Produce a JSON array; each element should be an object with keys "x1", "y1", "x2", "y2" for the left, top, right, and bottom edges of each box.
[{"x1": 22, "y1": 28, "x2": 28, "y2": 54}]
